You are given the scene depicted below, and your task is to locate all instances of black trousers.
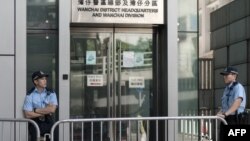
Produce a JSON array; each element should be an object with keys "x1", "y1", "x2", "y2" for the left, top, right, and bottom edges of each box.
[
  {"x1": 28, "y1": 123, "x2": 50, "y2": 141},
  {"x1": 29, "y1": 124, "x2": 58, "y2": 141},
  {"x1": 225, "y1": 115, "x2": 238, "y2": 125},
  {"x1": 219, "y1": 115, "x2": 238, "y2": 141},
  {"x1": 28, "y1": 118, "x2": 58, "y2": 141}
]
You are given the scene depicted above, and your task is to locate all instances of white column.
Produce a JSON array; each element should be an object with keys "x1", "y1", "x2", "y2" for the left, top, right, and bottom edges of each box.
[
  {"x1": 15, "y1": 0, "x2": 27, "y2": 118},
  {"x1": 16, "y1": 0, "x2": 27, "y2": 140},
  {"x1": 59, "y1": 0, "x2": 71, "y2": 140},
  {"x1": 168, "y1": 0, "x2": 178, "y2": 141}
]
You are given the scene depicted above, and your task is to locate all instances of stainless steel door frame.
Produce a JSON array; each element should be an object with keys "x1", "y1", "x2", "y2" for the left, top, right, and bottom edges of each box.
[{"x1": 70, "y1": 27, "x2": 154, "y2": 140}]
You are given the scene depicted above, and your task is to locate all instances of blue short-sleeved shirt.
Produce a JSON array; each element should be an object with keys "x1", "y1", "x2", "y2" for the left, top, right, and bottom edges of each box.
[
  {"x1": 221, "y1": 82, "x2": 246, "y2": 115},
  {"x1": 23, "y1": 87, "x2": 58, "y2": 112}
]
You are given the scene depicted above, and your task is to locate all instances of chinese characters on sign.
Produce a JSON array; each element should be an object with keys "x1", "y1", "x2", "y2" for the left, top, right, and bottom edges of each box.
[
  {"x1": 129, "y1": 76, "x2": 145, "y2": 88},
  {"x1": 78, "y1": 0, "x2": 157, "y2": 6},
  {"x1": 72, "y1": 0, "x2": 163, "y2": 24},
  {"x1": 87, "y1": 75, "x2": 104, "y2": 86}
]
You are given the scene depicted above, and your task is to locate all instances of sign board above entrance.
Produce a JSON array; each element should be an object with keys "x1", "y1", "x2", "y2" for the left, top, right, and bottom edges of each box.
[{"x1": 72, "y1": 0, "x2": 164, "y2": 24}]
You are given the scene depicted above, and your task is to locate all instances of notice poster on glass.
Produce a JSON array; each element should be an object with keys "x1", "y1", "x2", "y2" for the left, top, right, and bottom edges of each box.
[
  {"x1": 134, "y1": 52, "x2": 144, "y2": 66},
  {"x1": 86, "y1": 51, "x2": 96, "y2": 65},
  {"x1": 123, "y1": 51, "x2": 134, "y2": 68},
  {"x1": 129, "y1": 76, "x2": 145, "y2": 88},
  {"x1": 87, "y1": 75, "x2": 104, "y2": 87}
]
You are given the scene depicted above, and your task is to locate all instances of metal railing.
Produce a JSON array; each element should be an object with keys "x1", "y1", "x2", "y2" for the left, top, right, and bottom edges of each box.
[
  {"x1": 50, "y1": 116, "x2": 227, "y2": 141},
  {"x1": 0, "y1": 118, "x2": 40, "y2": 141},
  {"x1": 199, "y1": 58, "x2": 214, "y2": 111}
]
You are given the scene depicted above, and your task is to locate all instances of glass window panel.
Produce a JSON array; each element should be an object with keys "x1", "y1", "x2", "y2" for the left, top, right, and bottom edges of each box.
[
  {"x1": 27, "y1": 32, "x2": 58, "y2": 90},
  {"x1": 70, "y1": 32, "x2": 112, "y2": 118},
  {"x1": 178, "y1": 0, "x2": 198, "y2": 32},
  {"x1": 116, "y1": 33, "x2": 152, "y2": 117},
  {"x1": 178, "y1": 33, "x2": 198, "y2": 116},
  {"x1": 27, "y1": 0, "x2": 58, "y2": 29}
]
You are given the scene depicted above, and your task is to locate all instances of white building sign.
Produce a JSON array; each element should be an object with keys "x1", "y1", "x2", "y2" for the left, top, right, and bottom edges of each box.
[
  {"x1": 72, "y1": 0, "x2": 164, "y2": 24},
  {"x1": 87, "y1": 75, "x2": 104, "y2": 86},
  {"x1": 129, "y1": 76, "x2": 145, "y2": 88}
]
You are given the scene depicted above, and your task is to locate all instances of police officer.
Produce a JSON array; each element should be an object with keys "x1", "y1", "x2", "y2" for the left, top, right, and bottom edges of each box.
[
  {"x1": 217, "y1": 66, "x2": 246, "y2": 123},
  {"x1": 217, "y1": 66, "x2": 246, "y2": 140},
  {"x1": 23, "y1": 71, "x2": 58, "y2": 141}
]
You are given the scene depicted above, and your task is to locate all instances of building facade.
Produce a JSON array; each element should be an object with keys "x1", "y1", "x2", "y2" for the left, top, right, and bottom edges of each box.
[
  {"x1": 199, "y1": 0, "x2": 233, "y2": 58},
  {"x1": 211, "y1": 0, "x2": 250, "y2": 112},
  {"x1": 0, "y1": 0, "x2": 198, "y2": 140}
]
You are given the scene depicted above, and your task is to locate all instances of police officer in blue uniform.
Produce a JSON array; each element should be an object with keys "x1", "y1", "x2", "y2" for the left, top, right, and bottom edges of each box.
[
  {"x1": 23, "y1": 71, "x2": 58, "y2": 141},
  {"x1": 217, "y1": 66, "x2": 246, "y2": 124},
  {"x1": 217, "y1": 66, "x2": 246, "y2": 140}
]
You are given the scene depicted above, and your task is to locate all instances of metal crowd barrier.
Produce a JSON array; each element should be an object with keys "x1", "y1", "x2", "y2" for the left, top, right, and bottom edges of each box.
[
  {"x1": 50, "y1": 116, "x2": 227, "y2": 141},
  {"x1": 0, "y1": 118, "x2": 40, "y2": 141}
]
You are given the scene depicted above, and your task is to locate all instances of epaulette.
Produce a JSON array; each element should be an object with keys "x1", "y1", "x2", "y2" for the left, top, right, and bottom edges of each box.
[
  {"x1": 46, "y1": 87, "x2": 55, "y2": 95},
  {"x1": 27, "y1": 87, "x2": 35, "y2": 95},
  {"x1": 230, "y1": 81, "x2": 238, "y2": 90}
]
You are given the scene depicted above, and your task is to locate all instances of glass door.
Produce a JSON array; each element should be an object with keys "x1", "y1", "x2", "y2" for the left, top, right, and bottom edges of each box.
[
  {"x1": 70, "y1": 28, "x2": 153, "y2": 140},
  {"x1": 114, "y1": 29, "x2": 153, "y2": 117},
  {"x1": 70, "y1": 29, "x2": 112, "y2": 119}
]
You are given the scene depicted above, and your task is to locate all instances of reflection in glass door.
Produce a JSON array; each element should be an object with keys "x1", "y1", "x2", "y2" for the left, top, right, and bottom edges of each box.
[{"x1": 70, "y1": 28, "x2": 153, "y2": 140}]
